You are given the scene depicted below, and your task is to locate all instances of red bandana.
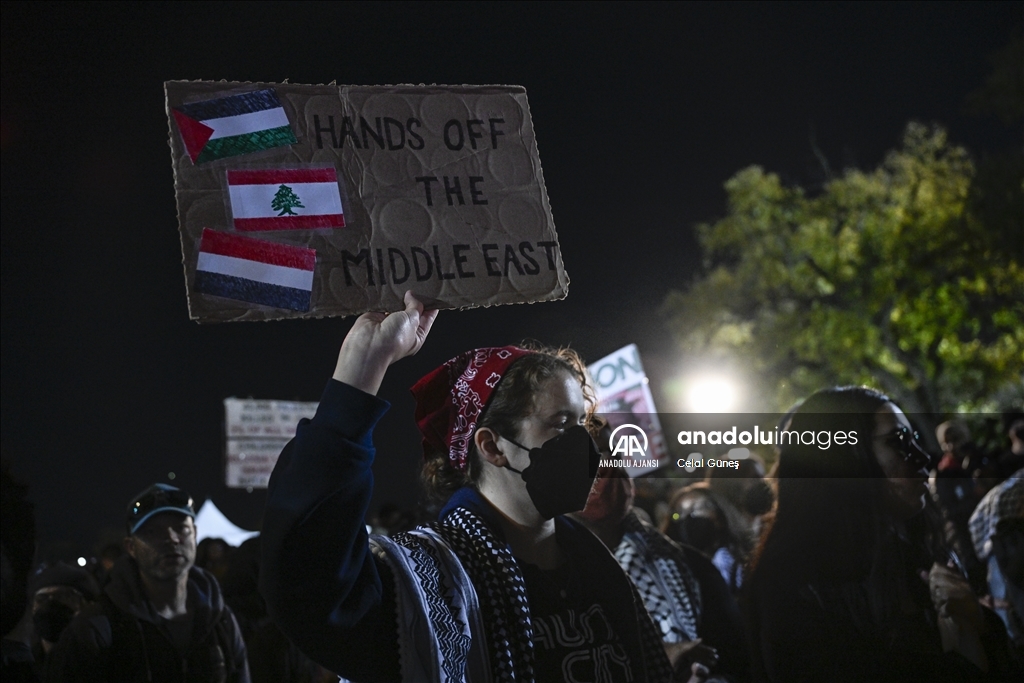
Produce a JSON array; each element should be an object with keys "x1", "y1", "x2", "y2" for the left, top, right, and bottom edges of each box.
[{"x1": 411, "y1": 346, "x2": 531, "y2": 471}]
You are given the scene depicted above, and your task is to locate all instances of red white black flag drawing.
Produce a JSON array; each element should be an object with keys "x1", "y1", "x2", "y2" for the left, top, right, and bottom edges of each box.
[{"x1": 194, "y1": 229, "x2": 315, "y2": 311}]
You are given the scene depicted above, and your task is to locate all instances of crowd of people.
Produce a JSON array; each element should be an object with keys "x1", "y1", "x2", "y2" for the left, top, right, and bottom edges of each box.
[{"x1": 1, "y1": 294, "x2": 1022, "y2": 682}]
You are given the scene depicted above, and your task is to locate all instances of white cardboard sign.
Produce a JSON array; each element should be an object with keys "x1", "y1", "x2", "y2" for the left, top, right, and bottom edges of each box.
[
  {"x1": 224, "y1": 398, "x2": 318, "y2": 488},
  {"x1": 587, "y1": 344, "x2": 668, "y2": 476}
]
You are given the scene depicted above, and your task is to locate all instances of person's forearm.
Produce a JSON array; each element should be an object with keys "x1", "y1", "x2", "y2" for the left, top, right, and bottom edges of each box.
[
  {"x1": 332, "y1": 332, "x2": 392, "y2": 395},
  {"x1": 260, "y1": 380, "x2": 389, "y2": 641}
]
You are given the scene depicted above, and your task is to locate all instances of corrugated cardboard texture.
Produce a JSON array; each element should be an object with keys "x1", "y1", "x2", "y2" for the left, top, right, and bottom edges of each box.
[{"x1": 165, "y1": 81, "x2": 569, "y2": 322}]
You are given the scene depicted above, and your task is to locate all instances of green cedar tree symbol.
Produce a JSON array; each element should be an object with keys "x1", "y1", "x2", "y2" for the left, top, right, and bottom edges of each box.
[{"x1": 271, "y1": 184, "x2": 304, "y2": 216}]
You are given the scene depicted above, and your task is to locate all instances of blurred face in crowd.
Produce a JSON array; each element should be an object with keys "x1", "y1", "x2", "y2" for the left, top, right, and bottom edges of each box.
[
  {"x1": 32, "y1": 585, "x2": 89, "y2": 647},
  {"x1": 197, "y1": 538, "x2": 232, "y2": 580},
  {"x1": 873, "y1": 403, "x2": 929, "y2": 518},
  {"x1": 671, "y1": 492, "x2": 724, "y2": 554},
  {"x1": 33, "y1": 585, "x2": 87, "y2": 616},
  {"x1": 578, "y1": 467, "x2": 635, "y2": 526},
  {"x1": 1010, "y1": 418, "x2": 1024, "y2": 453},
  {"x1": 125, "y1": 512, "x2": 197, "y2": 581}
]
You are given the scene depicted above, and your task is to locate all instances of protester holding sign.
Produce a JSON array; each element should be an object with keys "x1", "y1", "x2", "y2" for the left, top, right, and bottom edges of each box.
[{"x1": 260, "y1": 293, "x2": 678, "y2": 682}]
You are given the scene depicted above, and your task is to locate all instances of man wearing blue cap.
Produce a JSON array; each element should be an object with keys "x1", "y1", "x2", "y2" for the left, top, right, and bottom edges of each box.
[{"x1": 47, "y1": 484, "x2": 250, "y2": 683}]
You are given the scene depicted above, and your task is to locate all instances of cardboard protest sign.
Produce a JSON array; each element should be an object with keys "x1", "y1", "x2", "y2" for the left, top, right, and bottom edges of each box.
[
  {"x1": 223, "y1": 398, "x2": 318, "y2": 488},
  {"x1": 166, "y1": 81, "x2": 569, "y2": 322},
  {"x1": 588, "y1": 344, "x2": 668, "y2": 476}
]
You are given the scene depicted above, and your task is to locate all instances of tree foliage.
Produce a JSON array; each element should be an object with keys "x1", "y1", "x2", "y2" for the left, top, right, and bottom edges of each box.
[{"x1": 664, "y1": 124, "x2": 1023, "y2": 420}]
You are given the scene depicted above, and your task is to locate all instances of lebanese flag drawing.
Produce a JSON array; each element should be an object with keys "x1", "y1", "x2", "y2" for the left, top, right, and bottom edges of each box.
[
  {"x1": 227, "y1": 168, "x2": 345, "y2": 231},
  {"x1": 193, "y1": 229, "x2": 315, "y2": 312},
  {"x1": 171, "y1": 89, "x2": 297, "y2": 164}
]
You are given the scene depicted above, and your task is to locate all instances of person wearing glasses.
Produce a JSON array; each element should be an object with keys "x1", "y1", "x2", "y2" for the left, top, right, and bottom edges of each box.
[
  {"x1": 47, "y1": 484, "x2": 250, "y2": 683},
  {"x1": 744, "y1": 386, "x2": 1017, "y2": 682}
]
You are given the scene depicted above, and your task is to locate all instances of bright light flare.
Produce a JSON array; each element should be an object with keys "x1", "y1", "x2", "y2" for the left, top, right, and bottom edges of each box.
[
  {"x1": 77, "y1": 557, "x2": 87, "y2": 567},
  {"x1": 685, "y1": 376, "x2": 738, "y2": 412}
]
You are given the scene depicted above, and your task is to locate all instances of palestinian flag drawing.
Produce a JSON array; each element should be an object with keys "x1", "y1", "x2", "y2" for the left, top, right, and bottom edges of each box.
[
  {"x1": 194, "y1": 229, "x2": 315, "y2": 311},
  {"x1": 171, "y1": 89, "x2": 297, "y2": 164},
  {"x1": 227, "y1": 168, "x2": 345, "y2": 231}
]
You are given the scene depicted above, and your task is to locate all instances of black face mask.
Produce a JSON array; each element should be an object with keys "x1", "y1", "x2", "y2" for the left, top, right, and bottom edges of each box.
[
  {"x1": 675, "y1": 516, "x2": 720, "y2": 554},
  {"x1": 33, "y1": 601, "x2": 76, "y2": 643},
  {"x1": 504, "y1": 425, "x2": 601, "y2": 520},
  {"x1": 742, "y1": 480, "x2": 775, "y2": 517}
]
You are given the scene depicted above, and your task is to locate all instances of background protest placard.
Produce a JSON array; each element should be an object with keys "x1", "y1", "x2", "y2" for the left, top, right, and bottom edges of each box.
[
  {"x1": 166, "y1": 81, "x2": 568, "y2": 322},
  {"x1": 588, "y1": 344, "x2": 669, "y2": 476},
  {"x1": 223, "y1": 398, "x2": 318, "y2": 488}
]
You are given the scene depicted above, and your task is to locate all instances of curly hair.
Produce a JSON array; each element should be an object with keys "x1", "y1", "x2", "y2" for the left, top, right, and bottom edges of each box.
[{"x1": 420, "y1": 344, "x2": 595, "y2": 503}]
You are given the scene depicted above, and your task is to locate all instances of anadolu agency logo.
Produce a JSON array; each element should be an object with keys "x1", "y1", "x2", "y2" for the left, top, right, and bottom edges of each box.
[{"x1": 601, "y1": 424, "x2": 658, "y2": 469}]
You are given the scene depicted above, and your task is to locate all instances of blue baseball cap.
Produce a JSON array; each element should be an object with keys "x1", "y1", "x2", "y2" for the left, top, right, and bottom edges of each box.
[{"x1": 126, "y1": 483, "x2": 195, "y2": 535}]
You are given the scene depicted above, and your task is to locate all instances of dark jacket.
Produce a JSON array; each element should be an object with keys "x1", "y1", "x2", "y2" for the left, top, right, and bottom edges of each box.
[
  {"x1": 46, "y1": 557, "x2": 250, "y2": 683},
  {"x1": 745, "y1": 533, "x2": 1017, "y2": 683}
]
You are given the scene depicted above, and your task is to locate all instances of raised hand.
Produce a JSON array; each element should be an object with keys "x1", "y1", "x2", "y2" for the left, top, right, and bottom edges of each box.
[{"x1": 332, "y1": 291, "x2": 439, "y2": 395}]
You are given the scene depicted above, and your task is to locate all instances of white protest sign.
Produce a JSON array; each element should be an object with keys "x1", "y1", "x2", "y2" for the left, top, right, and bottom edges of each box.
[
  {"x1": 587, "y1": 344, "x2": 668, "y2": 476},
  {"x1": 224, "y1": 398, "x2": 318, "y2": 488}
]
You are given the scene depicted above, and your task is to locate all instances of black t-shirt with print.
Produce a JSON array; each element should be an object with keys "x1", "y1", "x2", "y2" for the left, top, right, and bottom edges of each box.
[{"x1": 521, "y1": 553, "x2": 636, "y2": 682}]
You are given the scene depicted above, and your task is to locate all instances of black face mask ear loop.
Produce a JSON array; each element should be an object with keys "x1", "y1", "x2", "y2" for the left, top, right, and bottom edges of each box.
[{"x1": 499, "y1": 434, "x2": 530, "y2": 475}]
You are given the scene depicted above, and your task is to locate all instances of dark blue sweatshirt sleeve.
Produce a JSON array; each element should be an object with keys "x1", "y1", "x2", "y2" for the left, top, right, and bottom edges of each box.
[{"x1": 259, "y1": 379, "x2": 400, "y2": 681}]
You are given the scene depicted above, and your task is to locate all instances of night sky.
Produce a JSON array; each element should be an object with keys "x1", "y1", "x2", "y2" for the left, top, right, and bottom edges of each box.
[{"x1": 1, "y1": 2, "x2": 1018, "y2": 561}]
